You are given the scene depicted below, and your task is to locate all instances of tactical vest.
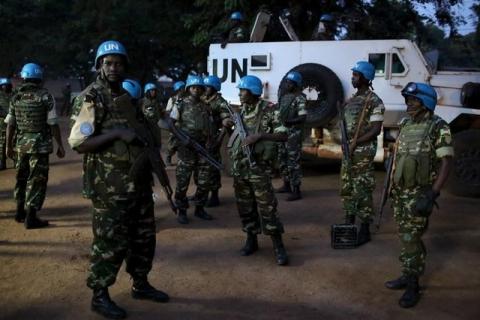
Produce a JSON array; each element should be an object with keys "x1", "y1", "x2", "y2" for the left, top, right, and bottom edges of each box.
[
  {"x1": 344, "y1": 92, "x2": 373, "y2": 138},
  {"x1": 13, "y1": 86, "x2": 49, "y2": 133},
  {"x1": 278, "y1": 93, "x2": 297, "y2": 124},
  {"x1": 177, "y1": 97, "x2": 210, "y2": 141},
  {"x1": 393, "y1": 118, "x2": 436, "y2": 188}
]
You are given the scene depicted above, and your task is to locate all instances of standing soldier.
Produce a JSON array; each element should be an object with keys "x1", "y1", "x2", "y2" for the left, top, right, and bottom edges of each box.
[
  {"x1": 224, "y1": 75, "x2": 289, "y2": 265},
  {"x1": 221, "y1": 11, "x2": 249, "y2": 48},
  {"x1": 170, "y1": 75, "x2": 213, "y2": 224},
  {"x1": 311, "y1": 13, "x2": 336, "y2": 40},
  {"x1": 275, "y1": 71, "x2": 307, "y2": 201},
  {"x1": 385, "y1": 82, "x2": 453, "y2": 308},
  {"x1": 0, "y1": 78, "x2": 13, "y2": 170},
  {"x1": 340, "y1": 61, "x2": 385, "y2": 245},
  {"x1": 142, "y1": 82, "x2": 165, "y2": 148},
  {"x1": 5, "y1": 63, "x2": 65, "y2": 228},
  {"x1": 202, "y1": 75, "x2": 230, "y2": 207},
  {"x1": 68, "y1": 40, "x2": 169, "y2": 319},
  {"x1": 165, "y1": 81, "x2": 185, "y2": 166}
]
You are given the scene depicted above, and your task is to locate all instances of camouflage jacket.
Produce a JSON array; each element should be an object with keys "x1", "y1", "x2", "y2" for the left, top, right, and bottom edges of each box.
[
  {"x1": 229, "y1": 99, "x2": 287, "y2": 176},
  {"x1": 69, "y1": 76, "x2": 151, "y2": 199},
  {"x1": 0, "y1": 91, "x2": 11, "y2": 128},
  {"x1": 6, "y1": 83, "x2": 57, "y2": 154},
  {"x1": 202, "y1": 93, "x2": 230, "y2": 137},
  {"x1": 392, "y1": 113, "x2": 454, "y2": 189},
  {"x1": 141, "y1": 96, "x2": 165, "y2": 122},
  {"x1": 278, "y1": 93, "x2": 307, "y2": 130},
  {"x1": 170, "y1": 95, "x2": 211, "y2": 142},
  {"x1": 228, "y1": 25, "x2": 248, "y2": 42}
]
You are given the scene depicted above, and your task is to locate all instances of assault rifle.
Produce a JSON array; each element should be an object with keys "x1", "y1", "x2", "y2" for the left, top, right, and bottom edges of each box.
[
  {"x1": 226, "y1": 105, "x2": 256, "y2": 168},
  {"x1": 164, "y1": 117, "x2": 223, "y2": 171},
  {"x1": 375, "y1": 144, "x2": 396, "y2": 231},
  {"x1": 113, "y1": 94, "x2": 177, "y2": 215}
]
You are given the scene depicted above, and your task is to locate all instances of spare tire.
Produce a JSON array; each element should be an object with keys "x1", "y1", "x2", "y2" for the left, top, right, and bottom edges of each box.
[
  {"x1": 460, "y1": 82, "x2": 480, "y2": 109},
  {"x1": 278, "y1": 63, "x2": 344, "y2": 127},
  {"x1": 446, "y1": 129, "x2": 480, "y2": 197}
]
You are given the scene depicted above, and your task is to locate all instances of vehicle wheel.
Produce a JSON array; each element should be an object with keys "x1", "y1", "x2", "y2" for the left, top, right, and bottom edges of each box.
[
  {"x1": 447, "y1": 129, "x2": 480, "y2": 197},
  {"x1": 278, "y1": 63, "x2": 344, "y2": 127}
]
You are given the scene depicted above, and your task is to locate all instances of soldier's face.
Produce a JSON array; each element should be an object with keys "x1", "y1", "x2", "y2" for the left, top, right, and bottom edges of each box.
[
  {"x1": 189, "y1": 85, "x2": 204, "y2": 99},
  {"x1": 286, "y1": 80, "x2": 296, "y2": 92},
  {"x1": 149, "y1": 89, "x2": 157, "y2": 98},
  {"x1": 205, "y1": 86, "x2": 214, "y2": 96},
  {"x1": 101, "y1": 55, "x2": 125, "y2": 83},
  {"x1": 406, "y1": 96, "x2": 426, "y2": 118},
  {"x1": 239, "y1": 89, "x2": 255, "y2": 104},
  {"x1": 351, "y1": 71, "x2": 362, "y2": 88}
]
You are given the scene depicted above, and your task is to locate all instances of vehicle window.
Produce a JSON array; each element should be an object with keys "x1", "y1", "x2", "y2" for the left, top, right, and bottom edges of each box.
[
  {"x1": 392, "y1": 53, "x2": 405, "y2": 74},
  {"x1": 368, "y1": 53, "x2": 386, "y2": 75}
]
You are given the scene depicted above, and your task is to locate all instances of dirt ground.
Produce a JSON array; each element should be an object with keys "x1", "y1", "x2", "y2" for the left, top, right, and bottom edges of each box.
[{"x1": 1, "y1": 118, "x2": 479, "y2": 320}]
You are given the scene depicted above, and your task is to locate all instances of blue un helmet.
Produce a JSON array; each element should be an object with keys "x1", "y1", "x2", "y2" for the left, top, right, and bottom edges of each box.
[
  {"x1": 230, "y1": 11, "x2": 244, "y2": 21},
  {"x1": 173, "y1": 81, "x2": 185, "y2": 92},
  {"x1": 185, "y1": 75, "x2": 205, "y2": 89},
  {"x1": 0, "y1": 78, "x2": 12, "y2": 86},
  {"x1": 237, "y1": 75, "x2": 263, "y2": 96},
  {"x1": 285, "y1": 71, "x2": 302, "y2": 87},
  {"x1": 320, "y1": 14, "x2": 334, "y2": 23},
  {"x1": 401, "y1": 82, "x2": 437, "y2": 111},
  {"x1": 204, "y1": 75, "x2": 221, "y2": 91},
  {"x1": 122, "y1": 79, "x2": 142, "y2": 100},
  {"x1": 351, "y1": 61, "x2": 375, "y2": 81},
  {"x1": 95, "y1": 40, "x2": 128, "y2": 68},
  {"x1": 20, "y1": 63, "x2": 43, "y2": 80},
  {"x1": 144, "y1": 82, "x2": 157, "y2": 94}
]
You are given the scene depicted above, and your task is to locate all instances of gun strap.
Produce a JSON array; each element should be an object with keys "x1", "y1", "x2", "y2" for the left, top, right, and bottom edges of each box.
[
  {"x1": 351, "y1": 91, "x2": 373, "y2": 146},
  {"x1": 254, "y1": 103, "x2": 265, "y2": 135}
]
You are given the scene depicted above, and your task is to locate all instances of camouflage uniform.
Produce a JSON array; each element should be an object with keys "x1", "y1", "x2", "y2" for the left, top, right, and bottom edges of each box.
[
  {"x1": 5, "y1": 83, "x2": 57, "y2": 210},
  {"x1": 141, "y1": 95, "x2": 165, "y2": 148},
  {"x1": 228, "y1": 99, "x2": 287, "y2": 235},
  {"x1": 0, "y1": 90, "x2": 11, "y2": 167},
  {"x1": 228, "y1": 25, "x2": 248, "y2": 42},
  {"x1": 277, "y1": 93, "x2": 307, "y2": 188},
  {"x1": 391, "y1": 113, "x2": 453, "y2": 276},
  {"x1": 166, "y1": 94, "x2": 182, "y2": 160},
  {"x1": 340, "y1": 89, "x2": 385, "y2": 222},
  {"x1": 202, "y1": 93, "x2": 230, "y2": 191},
  {"x1": 69, "y1": 76, "x2": 156, "y2": 289},
  {"x1": 170, "y1": 95, "x2": 212, "y2": 209}
]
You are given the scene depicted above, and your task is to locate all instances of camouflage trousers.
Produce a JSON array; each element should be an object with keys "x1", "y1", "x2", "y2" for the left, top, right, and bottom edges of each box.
[
  {"x1": 174, "y1": 145, "x2": 211, "y2": 209},
  {"x1": 340, "y1": 145, "x2": 376, "y2": 222},
  {"x1": 278, "y1": 128, "x2": 303, "y2": 187},
  {"x1": 87, "y1": 193, "x2": 156, "y2": 289},
  {"x1": 167, "y1": 133, "x2": 178, "y2": 157},
  {"x1": 207, "y1": 148, "x2": 222, "y2": 191},
  {"x1": 391, "y1": 186, "x2": 429, "y2": 276},
  {"x1": 0, "y1": 126, "x2": 6, "y2": 164},
  {"x1": 14, "y1": 153, "x2": 49, "y2": 210},
  {"x1": 233, "y1": 168, "x2": 284, "y2": 235}
]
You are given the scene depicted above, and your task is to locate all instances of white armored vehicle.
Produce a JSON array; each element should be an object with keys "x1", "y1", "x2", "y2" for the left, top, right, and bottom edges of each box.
[{"x1": 208, "y1": 40, "x2": 480, "y2": 196}]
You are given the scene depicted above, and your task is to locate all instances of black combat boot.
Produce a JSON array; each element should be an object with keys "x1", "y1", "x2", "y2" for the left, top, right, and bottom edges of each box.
[
  {"x1": 14, "y1": 202, "x2": 26, "y2": 223},
  {"x1": 345, "y1": 215, "x2": 355, "y2": 225},
  {"x1": 91, "y1": 288, "x2": 127, "y2": 319},
  {"x1": 356, "y1": 223, "x2": 371, "y2": 246},
  {"x1": 177, "y1": 209, "x2": 189, "y2": 224},
  {"x1": 399, "y1": 275, "x2": 421, "y2": 308},
  {"x1": 132, "y1": 276, "x2": 170, "y2": 303},
  {"x1": 385, "y1": 275, "x2": 408, "y2": 290},
  {"x1": 206, "y1": 189, "x2": 220, "y2": 207},
  {"x1": 24, "y1": 207, "x2": 49, "y2": 229},
  {"x1": 286, "y1": 185, "x2": 302, "y2": 201},
  {"x1": 271, "y1": 234, "x2": 289, "y2": 266},
  {"x1": 194, "y1": 206, "x2": 213, "y2": 220},
  {"x1": 275, "y1": 180, "x2": 291, "y2": 193},
  {"x1": 240, "y1": 232, "x2": 258, "y2": 256}
]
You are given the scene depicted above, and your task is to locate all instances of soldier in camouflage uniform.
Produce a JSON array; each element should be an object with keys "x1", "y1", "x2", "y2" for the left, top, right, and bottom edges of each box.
[
  {"x1": 170, "y1": 75, "x2": 214, "y2": 224},
  {"x1": 385, "y1": 82, "x2": 453, "y2": 308},
  {"x1": 5, "y1": 64, "x2": 65, "y2": 229},
  {"x1": 202, "y1": 75, "x2": 230, "y2": 207},
  {"x1": 0, "y1": 78, "x2": 13, "y2": 170},
  {"x1": 224, "y1": 75, "x2": 289, "y2": 266},
  {"x1": 221, "y1": 11, "x2": 248, "y2": 48},
  {"x1": 340, "y1": 61, "x2": 385, "y2": 245},
  {"x1": 165, "y1": 81, "x2": 185, "y2": 166},
  {"x1": 275, "y1": 71, "x2": 307, "y2": 201},
  {"x1": 142, "y1": 82, "x2": 165, "y2": 149},
  {"x1": 68, "y1": 41, "x2": 169, "y2": 320}
]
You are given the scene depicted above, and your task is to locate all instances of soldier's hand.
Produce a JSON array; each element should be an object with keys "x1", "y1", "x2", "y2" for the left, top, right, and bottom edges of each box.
[
  {"x1": 57, "y1": 145, "x2": 66, "y2": 158},
  {"x1": 222, "y1": 118, "x2": 234, "y2": 128},
  {"x1": 243, "y1": 133, "x2": 261, "y2": 146},
  {"x1": 115, "y1": 128, "x2": 137, "y2": 144},
  {"x1": 348, "y1": 142, "x2": 356, "y2": 155},
  {"x1": 6, "y1": 146, "x2": 14, "y2": 159}
]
